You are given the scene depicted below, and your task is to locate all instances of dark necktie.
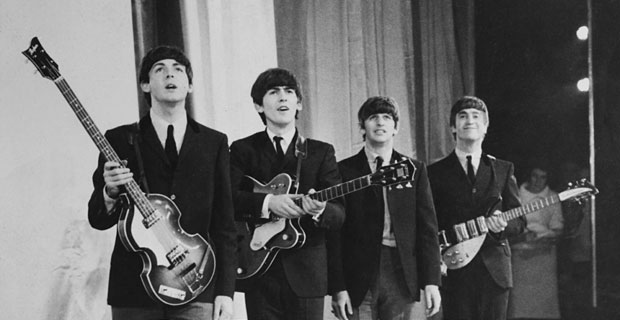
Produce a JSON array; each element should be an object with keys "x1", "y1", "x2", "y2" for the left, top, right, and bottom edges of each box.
[
  {"x1": 375, "y1": 156, "x2": 384, "y2": 172},
  {"x1": 466, "y1": 155, "x2": 476, "y2": 184},
  {"x1": 165, "y1": 124, "x2": 178, "y2": 168},
  {"x1": 273, "y1": 136, "x2": 285, "y2": 162}
]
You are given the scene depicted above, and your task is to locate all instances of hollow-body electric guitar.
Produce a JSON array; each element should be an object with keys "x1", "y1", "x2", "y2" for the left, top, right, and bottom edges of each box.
[
  {"x1": 22, "y1": 37, "x2": 215, "y2": 306},
  {"x1": 236, "y1": 158, "x2": 416, "y2": 279},
  {"x1": 438, "y1": 179, "x2": 597, "y2": 270}
]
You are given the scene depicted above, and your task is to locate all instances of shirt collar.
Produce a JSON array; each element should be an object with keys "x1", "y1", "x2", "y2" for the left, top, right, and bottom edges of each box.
[
  {"x1": 364, "y1": 146, "x2": 393, "y2": 171},
  {"x1": 266, "y1": 127, "x2": 296, "y2": 152},
  {"x1": 150, "y1": 109, "x2": 187, "y2": 150},
  {"x1": 454, "y1": 147, "x2": 482, "y2": 171}
]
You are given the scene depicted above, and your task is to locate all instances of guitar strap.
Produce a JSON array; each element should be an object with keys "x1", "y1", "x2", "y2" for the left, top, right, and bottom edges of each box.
[
  {"x1": 128, "y1": 121, "x2": 151, "y2": 195},
  {"x1": 292, "y1": 134, "x2": 307, "y2": 194}
]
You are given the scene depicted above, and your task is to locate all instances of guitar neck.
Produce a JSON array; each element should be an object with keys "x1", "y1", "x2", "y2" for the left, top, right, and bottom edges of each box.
[
  {"x1": 293, "y1": 175, "x2": 373, "y2": 205},
  {"x1": 501, "y1": 193, "x2": 561, "y2": 221},
  {"x1": 54, "y1": 77, "x2": 153, "y2": 218}
]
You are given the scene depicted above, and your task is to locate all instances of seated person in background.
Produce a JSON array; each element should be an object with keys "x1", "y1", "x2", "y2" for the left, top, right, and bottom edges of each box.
[{"x1": 508, "y1": 164, "x2": 563, "y2": 320}]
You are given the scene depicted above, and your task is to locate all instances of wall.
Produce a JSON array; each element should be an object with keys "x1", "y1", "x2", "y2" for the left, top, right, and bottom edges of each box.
[{"x1": 0, "y1": 1, "x2": 136, "y2": 319}]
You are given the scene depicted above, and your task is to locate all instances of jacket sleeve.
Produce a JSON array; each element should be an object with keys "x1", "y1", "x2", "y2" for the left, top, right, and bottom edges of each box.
[
  {"x1": 210, "y1": 135, "x2": 238, "y2": 298},
  {"x1": 313, "y1": 143, "x2": 345, "y2": 230},
  {"x1": 87, "y1": 131, "x2": 123, "y2": 230},
  {"x1": 229, "y1": 140, "x2": 269, "y2": 221},
  {"x1": 415, "y1": 162, "x2": 442, "y2": 286},
  {"x1": 503, "y1": 163, "x2": 526, "y2": 237}
]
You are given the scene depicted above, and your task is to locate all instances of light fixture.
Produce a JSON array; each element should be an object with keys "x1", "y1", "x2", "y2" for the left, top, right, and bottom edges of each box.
[
  {"x1": 576, "y1": 26, "x2": 589, "y2": 40},
  {"x1": 577, "y1": 77, "x2": 590, "y2": 92}
]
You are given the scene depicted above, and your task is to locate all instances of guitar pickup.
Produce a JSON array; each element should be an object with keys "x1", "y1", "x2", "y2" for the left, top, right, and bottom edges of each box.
[
  {"x1": 454, "y1": 223, "x2": 469, "y2": 242},
  {"x1": 166, "y1": 245, "x2": 187, "y2": 268},
  {"x1": 476, "y1": 216, "x2": 489, "y2": 234},
  {"x1": 466, "y1": 220, "x2": 479, "y2": 237}
]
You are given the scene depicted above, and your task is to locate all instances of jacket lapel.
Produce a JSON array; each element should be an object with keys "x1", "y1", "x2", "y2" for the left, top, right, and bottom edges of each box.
[{"x1": 176, "y1": 117, "x2": 200, "y2": 166}]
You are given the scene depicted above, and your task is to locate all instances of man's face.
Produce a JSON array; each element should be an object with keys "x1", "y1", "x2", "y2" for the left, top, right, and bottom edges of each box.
[
  {"x1": 452, "y1": 108, "x2": 488, "y2": 142},
  {"x1": 140, "y1": 59, "x2": 192, "y2": 105},
  {"x1": 255, "y1": 86, "x2": 301, "y2": 127},
  {"x1": 529, "y1": 168, "x2": 548, "y2": 193},
  {"x1": 362, "y1": 113, "x2": 398, "y2": 144}
]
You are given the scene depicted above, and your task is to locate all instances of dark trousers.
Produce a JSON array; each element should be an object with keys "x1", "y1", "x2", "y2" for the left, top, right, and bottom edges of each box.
[
  {"x1": 244, "y1": 258, "x2": 324, "y2": 320},
  {"x1": 443, "y1": 257, "x2": 510, "y2": 320},
  {"x1": 111, "y1": 302, "x2": 212, "y2": 320},
  {"x1": 353, "y1": 245, "x2": 415, "y2": 320}
]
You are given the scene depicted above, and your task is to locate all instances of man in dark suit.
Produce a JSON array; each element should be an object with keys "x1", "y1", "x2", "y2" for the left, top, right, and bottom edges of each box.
[
  {"x1": 230, "y1": 68, "x2": 345, "y2": 319},
  {"x1": 428, "y1": 96, "x2": 525, "y2": 320},
  {"x1": 88, "y1": 46, "x2": 236, "y2": 320},
  {"x1": 330, "y1": 96, "x2": 441, "y2": 320}
]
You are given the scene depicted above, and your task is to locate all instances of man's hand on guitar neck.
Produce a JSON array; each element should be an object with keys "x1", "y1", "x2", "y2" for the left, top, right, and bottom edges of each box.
[
  {"x1": 267, "y1": 189, "x2": 326, "y2": 219},
  {"x1": 486, "y1": 210, "x2": 508, "y2": 233},
  {"x1": 102, "y1": 160, "x2": 132, "y2": 211}
]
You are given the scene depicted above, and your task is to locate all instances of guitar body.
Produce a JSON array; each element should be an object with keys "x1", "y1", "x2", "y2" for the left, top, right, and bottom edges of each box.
[
  {"x1": 235, "y1": 221, "x2": 279, "y2": 280},
  {"x1": 236, "y1": 174, "x2": 306, "y2": 279},
  {"x1": 441, "y1": 234, "x2": 487, "y2": 270},
  {"x1": 118, "y1": 193, "x2": 216, "y2": 306}
]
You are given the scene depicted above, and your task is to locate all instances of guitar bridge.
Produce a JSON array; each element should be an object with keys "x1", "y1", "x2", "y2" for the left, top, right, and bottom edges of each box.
[{"x1": 166, "y1": 245, "x2": 188, "y2": 268}]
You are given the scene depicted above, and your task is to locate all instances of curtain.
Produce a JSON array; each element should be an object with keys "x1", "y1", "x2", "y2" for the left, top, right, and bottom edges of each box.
[{"x1": 274, "y1": 0, "x2": 473, "y2": 164}]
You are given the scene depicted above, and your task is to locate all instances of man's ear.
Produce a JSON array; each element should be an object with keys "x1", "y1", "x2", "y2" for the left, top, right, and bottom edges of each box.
[
  {"x1": 254, "y1": 103, "x2": 264, "y2": 113},
  {"x1": 187, "y1": 84, "x2": 193, "y2": 93},
  {"x1": 140, "y1": 82, "x2": 151, "y2": 93},
  {"x1": 451, "y1": 126, "x2": 456, "y2": 134},
  {"x1": 296, "y1": 101, "x2": 303, "y2": 111}
]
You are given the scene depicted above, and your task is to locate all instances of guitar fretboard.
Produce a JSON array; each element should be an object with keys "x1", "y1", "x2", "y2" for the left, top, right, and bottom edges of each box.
[
  {"x1": 293, "y1": 175, "x2": 372, "y2": 206},
  {"x1": 54, "y1": 77, "x2": 155, "y2": 220},
  {"x1": 501, "y1": 194, "x2": 560, "y2": 221}
]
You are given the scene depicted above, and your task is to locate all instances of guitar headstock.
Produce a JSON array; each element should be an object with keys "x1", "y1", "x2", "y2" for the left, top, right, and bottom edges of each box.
[
  {"x1": 369, "y1": 158, "x2": 416, "y2": 187},
  {"x1": 558, "y1": 179, "x2": 599, "y2": 202},
  {"x1": 22, "y1": 37, "x2": 60, "y2": 81}
]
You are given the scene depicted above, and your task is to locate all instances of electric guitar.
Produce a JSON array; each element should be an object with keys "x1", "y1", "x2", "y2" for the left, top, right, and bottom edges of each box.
[
  {"x1": 438, "y1": 179, "x2": 597, "y2": 270},
  {"x1": 22, "y1": 37, "x2": 215, "y2": 306},
  {"x1": 236, "y1": 158, "x2": 417, "y2": 279}
]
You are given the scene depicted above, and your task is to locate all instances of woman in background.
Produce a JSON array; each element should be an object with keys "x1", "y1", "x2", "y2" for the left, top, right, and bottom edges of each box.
[{"x1": 508, "y1": 165, "x2": 564, "y2": 320}]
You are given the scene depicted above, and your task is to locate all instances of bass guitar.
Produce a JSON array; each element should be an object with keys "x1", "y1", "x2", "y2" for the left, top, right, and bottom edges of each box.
[
  {"x1": 438, "y1": 179, "x2": 597, "y2": 270},
  {"x1": 22, "y1": 37, "x2": 215, "y2": 306},
  {"x1": 236, "y1": 158, "x2": 416, "y2": 279}
]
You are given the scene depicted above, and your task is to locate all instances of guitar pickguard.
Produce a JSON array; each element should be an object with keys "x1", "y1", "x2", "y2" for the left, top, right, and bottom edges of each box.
[{"x1": 441, "y1": 234, "x2": 486, "y2": 270}]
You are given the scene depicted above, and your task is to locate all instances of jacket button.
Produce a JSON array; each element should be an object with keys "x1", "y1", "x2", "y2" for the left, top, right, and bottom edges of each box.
[
  {"x1": 472, "y1": 187, "x2": 477, "y2": 194},
  {"x1": 170, "y1": 194, "x2": 176, "y2": 200}
]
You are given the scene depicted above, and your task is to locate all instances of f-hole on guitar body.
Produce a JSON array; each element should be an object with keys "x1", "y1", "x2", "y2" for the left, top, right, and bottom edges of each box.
[{"x1": 235, "y1": 174, "x2": 305, "y2": 279}]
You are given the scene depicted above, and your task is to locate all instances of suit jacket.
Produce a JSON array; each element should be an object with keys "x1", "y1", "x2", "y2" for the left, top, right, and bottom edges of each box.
[
  {"x1": 428, "y1": 151, "x2": 525, "y2": 288},
  {"x1": 88, "y1": 115, "x2": 237, "y2": 307},
  {"x1": 230, "y1": 130, "x2": 345, "y2": 297},
  {"x1": 328, "y1": 149, "x2": 441, "y2": 307}
]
